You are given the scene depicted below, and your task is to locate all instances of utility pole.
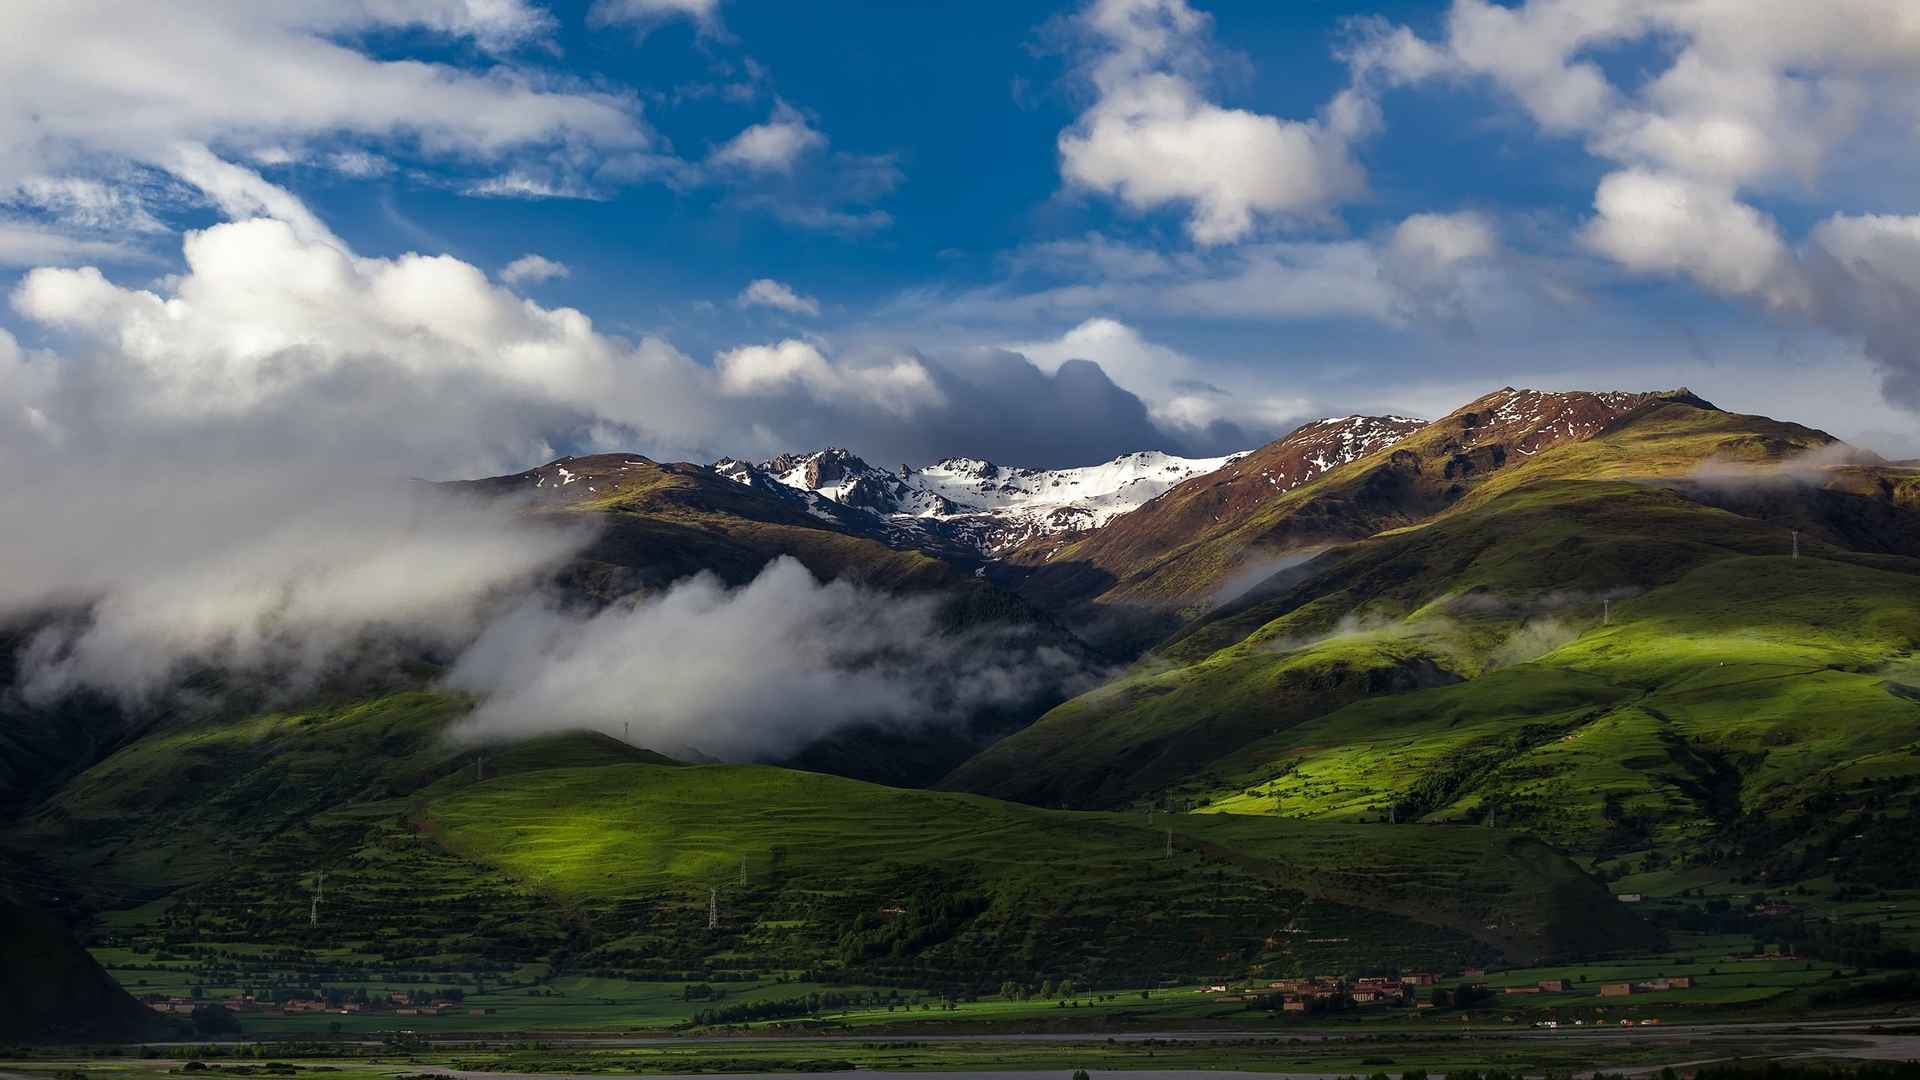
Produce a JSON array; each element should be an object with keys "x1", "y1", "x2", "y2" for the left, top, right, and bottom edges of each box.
[
  {"x1": 1792, "y1": 529, "x2": 1800, "y2": 559},
  {"x1": 623, "y1": 720, "x2": 631, "y2": 746},
  {"x1": 708, "y1": 887, "x2": 719, "y2": 930},
  {"x1": 1603, "y1": 597, "x2": 1610, "y2": 626},
  {"x1": 739, "y1": 854, "x2": 747, "y2": 886},
  {"x1": 310, "y1": 872, "x2": 324, "y2": 928},
  {"x1": 1165, "y1": 826, "x2": 1173, "y2": 858}
]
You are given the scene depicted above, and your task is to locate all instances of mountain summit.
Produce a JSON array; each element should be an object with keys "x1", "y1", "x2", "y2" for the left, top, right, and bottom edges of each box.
[{"x1": 719, "y1": 445, "x2": 1246, "y2": 556}]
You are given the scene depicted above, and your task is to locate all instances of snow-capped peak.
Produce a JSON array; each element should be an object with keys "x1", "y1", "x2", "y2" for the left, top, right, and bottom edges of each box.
[{"x1": 734, "y1": 446, "x2": 1246, "y2": 556}]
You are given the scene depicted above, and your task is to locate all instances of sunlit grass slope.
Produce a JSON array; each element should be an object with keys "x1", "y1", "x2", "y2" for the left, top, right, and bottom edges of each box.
[
  {"x1": 21, "y1": 690, "x2": 1647, "y2": 995},
  {"x1": 947, "y1": 463, "x2": 1920, "y2": 882},
  {"x1": 1200, "y1": 552, "x2": 1920, "y2": 854},
  {"x1": 422, "y1": 754, "x2": 1651, "y2": 972}
]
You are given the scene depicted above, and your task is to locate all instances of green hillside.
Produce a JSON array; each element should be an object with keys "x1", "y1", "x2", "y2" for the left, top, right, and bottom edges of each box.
[
  {"x1": 944, "y1": 399, "x2": 1920, "y2": 907},
  {"x1": 11, "y1": 691, "x2": 1648, "y2": 1013},
  {"x1": 1000, "y1": 389, "x2": 1712, "y2": 623},
  {"x1": 425, "y1": 754, "x2": 1648, "y2": 979}
]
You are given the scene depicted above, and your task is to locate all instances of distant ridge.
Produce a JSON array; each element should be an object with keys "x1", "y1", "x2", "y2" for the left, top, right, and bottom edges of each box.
[{"x1": 715, "y1": 445, "x2": 1246, "y2": 556}]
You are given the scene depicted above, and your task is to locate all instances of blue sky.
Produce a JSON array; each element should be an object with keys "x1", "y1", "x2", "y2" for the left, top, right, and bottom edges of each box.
[{"x1": 4, "y1": 0, "x2": 1920, "y2": 474}]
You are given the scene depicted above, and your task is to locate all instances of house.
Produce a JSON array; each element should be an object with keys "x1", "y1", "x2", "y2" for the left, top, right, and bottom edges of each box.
[
  {"x1": 1503, "y1": 985, "x2": 1541, "y2": 995},
  {"x1": 1600, "y1": 983, "x2": 1634, "y2": 997},
  {"x1": 1640, "y1": 976, "x2": 1694, "y2": 991},
  {"x1": 1405, "y1": 973, "x2": 1437, "y2": 986},
  {"x1": 1463, "y1": 968, "x2": 1486, "y2": 977},
  {"x1": 1538, "y1": 979, "x2": 1568, "y2": 992},
  {"x1": 1616, "y1": 893, "x2": 1644, "y2": 903},
  {"x1": 471, "y1": 1007, "x2": 496, "y2": 1015},
  {"x1": 1282, "y1": 1000, "x2": 1308, "y2": 1012}
]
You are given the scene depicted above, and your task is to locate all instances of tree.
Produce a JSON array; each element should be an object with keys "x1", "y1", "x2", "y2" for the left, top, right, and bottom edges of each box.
[
  {"x1": 1058, "y1": 979, "x2": 1075, "y2": 998},
  {"x1": 1073, "y1": 1071, "x2": 1091, "y2": 1080}
]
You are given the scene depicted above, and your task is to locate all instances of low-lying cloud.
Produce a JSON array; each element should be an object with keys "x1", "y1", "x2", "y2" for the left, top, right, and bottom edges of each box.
[
  {"x1": 447, "y1": 556, "x2": 1099, "y2": 760},
  {"x1": 8, "y1": 467, "x2": 596, "y2": 708}
]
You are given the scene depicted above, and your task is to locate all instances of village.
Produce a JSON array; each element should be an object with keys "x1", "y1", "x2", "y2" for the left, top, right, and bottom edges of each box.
[{"x1": 1198, "y1": 963, "x2": 1711, "y2": 1015}]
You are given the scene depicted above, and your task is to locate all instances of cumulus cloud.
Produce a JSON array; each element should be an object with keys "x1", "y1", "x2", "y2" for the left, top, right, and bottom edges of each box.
[
  {"x1": 1365, "y1": 0, "x2": 1920, "y2": 411},
  {"x1": 1582, "y1": 170, "x2": 1793, "y2": 301},
  {"x1": 710, "y1": 103, "x2": 827, "y2": 173},
  {"x1": 738, "y1": 277, "x2": 820, "y2": 316},
  {"x1": 500, "y1": 253, "x2": 571, "y2": 286},
  {"x1": 1059, "y1": 0, "x2": 1366, "y2": 244},
  {"x1": 449, "y1": 556, "x2": 1097, "y2": 760},
  {"x1": 3, "y1": 181, "x2": 1217, "y2": 473},
  {"x1": 715, "y1": 340, "x2": 942, "y2": 417}
]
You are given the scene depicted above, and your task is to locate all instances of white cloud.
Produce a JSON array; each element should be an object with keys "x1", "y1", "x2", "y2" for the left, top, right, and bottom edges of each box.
[
  {"x1": 2, "y1": 191, "x2": 1173, "y2": 470},
  {"x1": 449, "y1": 555, "x2": 1096, "y2": 760},
  {"x1": 715, "y1": 340, "x2": 941, "y2": 416},
  {"x1": 589, "y1": 0, "x2": 723, "y2": 35},
  {"x1": 1388, "y1": 211, "x2": 1497, "y2": 268},
  {"x1": 710, "y1": 103, "x2": 827, "y2": 173},
  {"x1": 465, "y1": 171, "x2": 606, "y2": 200},
  {"x1": 0, "y1": 222, "x2": 149, "y2": 268},
  {"x1": 169, "y1": 143, "x2": 345, "y2": 248},
  {"x1": 0, "y1": 5, "x2": 645, "y2": 178},
  {"x1": 7, "y1": 214, "x2": 720, "y2": 454},
  {"x1": 328, "y1": 151, "x2": 392, "y2": 178},
  {"x1": 1059, "y1": 0, "x2": 1366, "y2": 245},
  {"x1": 11, "y1": 474, "x2": 593, "y2": 707},
  {"x1": 737, "y1": 277, "x2": 820, "y2": 316},
  {"x1": 1369, "y1": 0, "x2": 1920, "y2": 410},
  {"x1": 9, "y1": 176, "x2": 170, "y2": 234},
  {"x1": 0, "y1": 2, "x2": 649, "y2": 251},
  {"x1": 925, "y1": 214, "x2": 1511, "y2": 333},
  {"x1": 1582, "y1": 169, "x2": 1794, "y2": 301},
  {"x1": 500, "y1": 254, "x2": 571, "y2": 286}
]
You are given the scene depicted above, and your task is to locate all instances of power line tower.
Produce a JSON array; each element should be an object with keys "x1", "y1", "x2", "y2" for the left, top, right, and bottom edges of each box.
[
  {"x1": 1791, "y1": 529, "x2": 1800, "y2": 559},
  {"x1": 623, "y1": 720, "x2": 631, "y2": 746},
  {"x1": 1602, "y1": 597, "x2": 1610, "y2": 626}
]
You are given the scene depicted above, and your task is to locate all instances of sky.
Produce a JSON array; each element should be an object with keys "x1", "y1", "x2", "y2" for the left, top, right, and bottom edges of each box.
[{"x1": 5, "y1": 0, "x2": 1920, "y2": 478}]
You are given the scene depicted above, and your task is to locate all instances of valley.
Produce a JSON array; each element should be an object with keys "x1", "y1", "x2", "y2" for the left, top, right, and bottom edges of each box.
[{"x1": 5, "y1": 386, "x2": 1919, "y2": 1066}]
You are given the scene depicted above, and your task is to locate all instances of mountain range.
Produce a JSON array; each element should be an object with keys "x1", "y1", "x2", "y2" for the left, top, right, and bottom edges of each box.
[{"x1": 5, "y1": 383, "x2": 1919, "y2": 1039}]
